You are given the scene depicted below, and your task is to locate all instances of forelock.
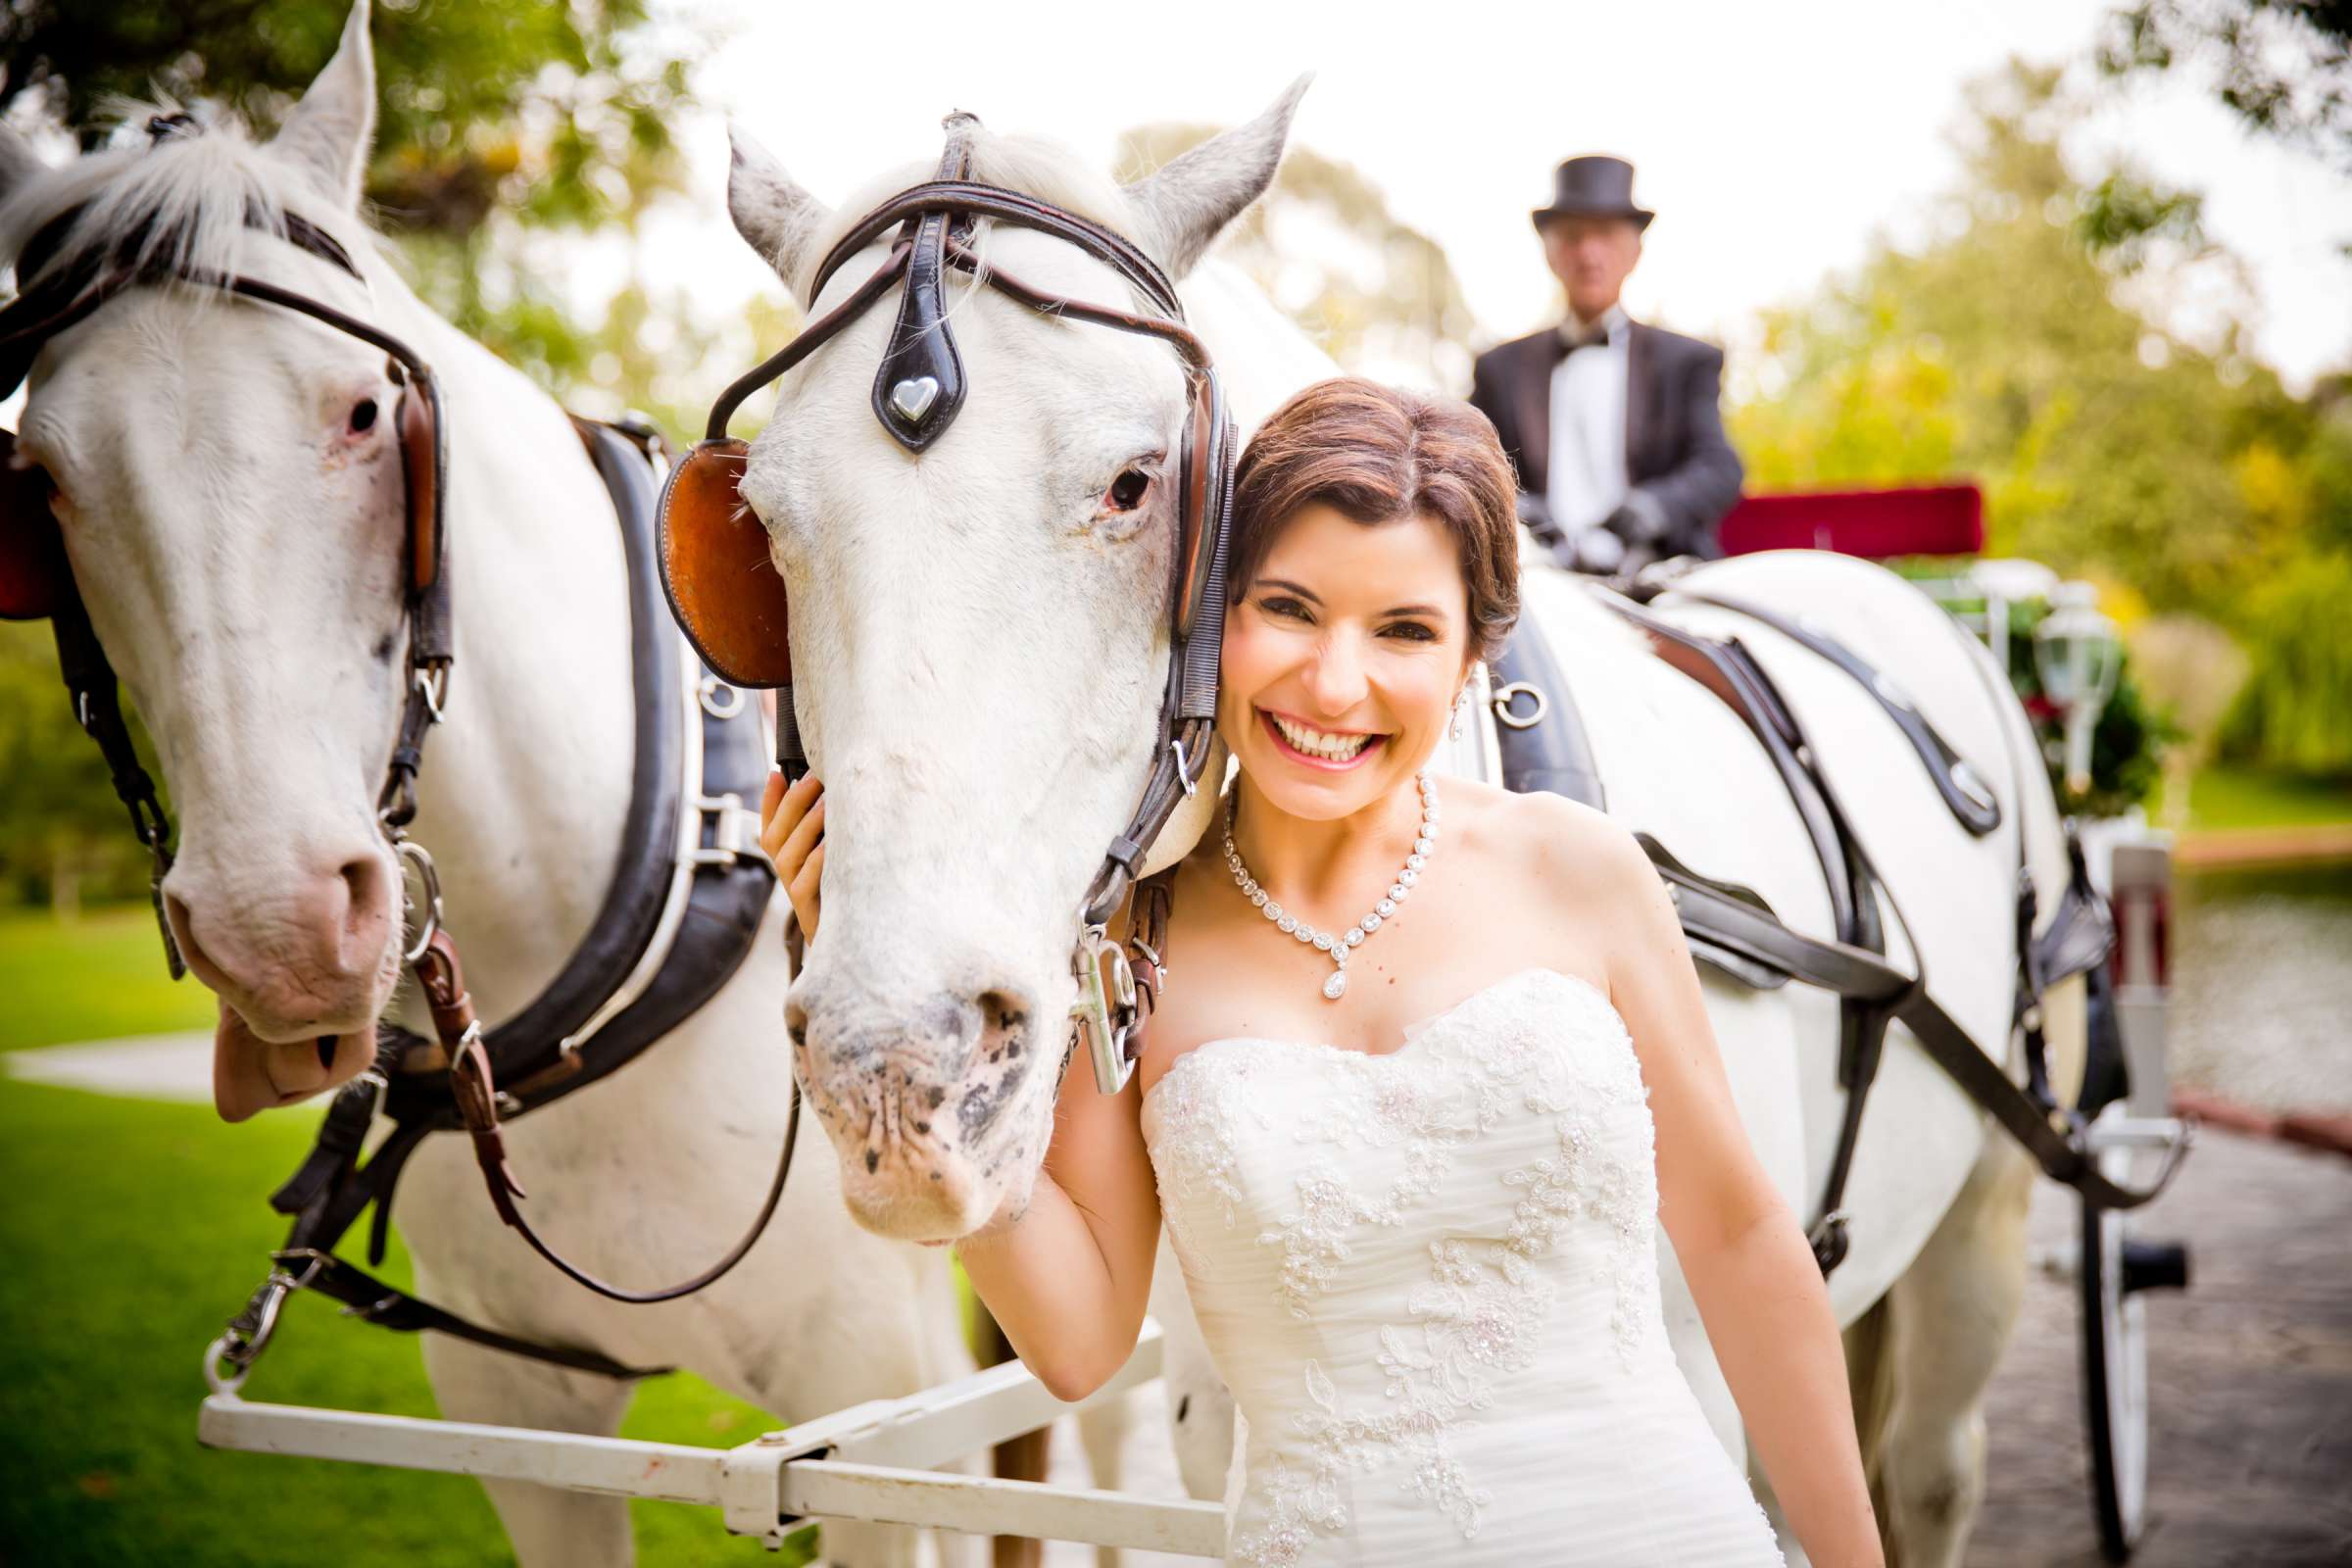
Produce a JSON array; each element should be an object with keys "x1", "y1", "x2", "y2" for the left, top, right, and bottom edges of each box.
[{"x1": 0, "y1": 103, "x2": 379, "y2": 297}]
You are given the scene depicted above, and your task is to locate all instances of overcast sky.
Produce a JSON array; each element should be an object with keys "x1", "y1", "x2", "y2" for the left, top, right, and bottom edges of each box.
[{"x1": 617, "y1": 0, "x2": 2351, "y2": 394}]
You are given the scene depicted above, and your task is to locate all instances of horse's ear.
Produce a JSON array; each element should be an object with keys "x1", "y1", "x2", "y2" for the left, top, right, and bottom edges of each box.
[
  {"x1": 1124, "y1": 74, "x2": 1310, "y2": 279},
  {"x1": 728, "y1": 125, "x2": 831, "y2": 308},
  {"x1": 0, "y1": 124, "x2": 45, "y2": 210},
  {"x1": 273, "y1": 0, "x2": 376, "y2": 207}
]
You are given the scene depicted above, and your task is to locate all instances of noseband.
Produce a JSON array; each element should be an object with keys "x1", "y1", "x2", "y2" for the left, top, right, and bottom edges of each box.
[{"x1": 660, "y1": 114, "x2": 1233, "y2": 1094}]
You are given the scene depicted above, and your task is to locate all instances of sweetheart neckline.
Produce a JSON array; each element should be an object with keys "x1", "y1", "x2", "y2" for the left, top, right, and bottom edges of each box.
[{"x1": 1140, "y1": 966, "x2": 1627, "y2": 1110}]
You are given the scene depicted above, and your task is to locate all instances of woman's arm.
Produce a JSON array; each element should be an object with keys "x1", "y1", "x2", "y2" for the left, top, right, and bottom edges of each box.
[
  {"x1": 954, "y1": 1038, "x2": 1163, "y2": 1401},
  {"x1": 1589, "y1": 820, "x2": 1883, "y2": 1567},
  {"x1": 758, "y1": 772, "x2": 1161, "y2": 1402}
]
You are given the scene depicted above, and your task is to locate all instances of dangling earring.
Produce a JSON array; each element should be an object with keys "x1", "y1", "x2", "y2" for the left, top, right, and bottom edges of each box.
[{"x1": 1450, "y1": 682, "x2": 1469, "y2": 742}]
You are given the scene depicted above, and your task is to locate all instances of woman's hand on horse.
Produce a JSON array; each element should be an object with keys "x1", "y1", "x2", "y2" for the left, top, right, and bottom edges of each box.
[{"x1": 760, "y1": 771, "x2": 825, "y2": 941}]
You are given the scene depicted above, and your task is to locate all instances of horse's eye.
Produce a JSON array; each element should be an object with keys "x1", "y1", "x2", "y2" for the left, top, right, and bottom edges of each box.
[
  {"x1": 349, "y1": 398, "x2": 378, "y2": 434},
  {"x1": 1104, "y1": 469, "x2": 1152, "y2": 513}
]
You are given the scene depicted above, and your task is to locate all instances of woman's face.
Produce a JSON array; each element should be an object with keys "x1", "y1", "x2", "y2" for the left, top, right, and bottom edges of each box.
[{"x1": 1218, "y1": 500, "x2": 1471, "y2": 821}]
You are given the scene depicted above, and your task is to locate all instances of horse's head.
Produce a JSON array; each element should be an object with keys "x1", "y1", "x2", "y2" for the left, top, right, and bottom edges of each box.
[
  {"x1": 724, "y1": 87, "x2": 1304, "y2": 1240},
  {"x1": 0, "y1": 3, "x2": 416, "y2": 1117}
]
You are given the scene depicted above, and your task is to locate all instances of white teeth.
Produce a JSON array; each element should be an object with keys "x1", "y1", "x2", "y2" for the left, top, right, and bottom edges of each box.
[{"x1": 1271, "y1": 713, "x2": 1373, "y2": 760}]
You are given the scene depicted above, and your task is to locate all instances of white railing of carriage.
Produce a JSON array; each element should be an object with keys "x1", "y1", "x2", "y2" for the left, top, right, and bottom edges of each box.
[{"x1": 200, "y1": 1320, "x2": 1224, "y2": 1554}]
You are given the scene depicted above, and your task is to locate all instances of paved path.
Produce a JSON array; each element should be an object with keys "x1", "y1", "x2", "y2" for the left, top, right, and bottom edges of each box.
[
  {"x1": 2, "y1": 1029, "x2": 212, "y2": 1102},
  {"x1": 1967, "y1": 1125, "x2": 2352, "y2": 1567}
]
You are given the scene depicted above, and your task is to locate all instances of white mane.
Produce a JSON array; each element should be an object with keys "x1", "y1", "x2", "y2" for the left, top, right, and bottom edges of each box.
[{"x1": 0, "y1": 106, "x2": 380, "y2": 292}]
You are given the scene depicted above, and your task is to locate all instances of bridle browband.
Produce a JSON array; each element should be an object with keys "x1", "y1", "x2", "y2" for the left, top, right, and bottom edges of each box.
[{"x1": 662, "y1": 114, "x2": 1233, "y2": 1096}]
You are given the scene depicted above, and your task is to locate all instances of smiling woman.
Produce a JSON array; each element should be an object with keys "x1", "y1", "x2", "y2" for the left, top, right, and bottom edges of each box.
[
  {"x1": 1218, "y1": 378, "x2": 1517, "y2": 822},
  {"x1": 764, "y1": 372, "x2": 1872, "y2": 1564}
]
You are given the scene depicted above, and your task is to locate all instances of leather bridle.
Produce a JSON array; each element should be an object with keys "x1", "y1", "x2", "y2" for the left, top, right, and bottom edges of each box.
[
  {"x1": 0, "y1": 150, "x2": 452, "y2": 1015},
  {"x1": 659, "y1": 114, "x2": 1231, "y2": 1096},
  {"x1": 0, "y1": 136, "x2": 797, "y2": 1349}
]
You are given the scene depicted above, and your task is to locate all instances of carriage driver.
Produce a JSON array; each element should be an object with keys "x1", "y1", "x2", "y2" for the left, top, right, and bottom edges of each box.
[{"x1": 1468, "y1": 154, "x2": 1743, "y2": 574}]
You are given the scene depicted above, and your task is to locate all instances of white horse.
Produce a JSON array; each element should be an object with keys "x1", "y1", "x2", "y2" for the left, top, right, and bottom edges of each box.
[
  {"x1": 0, "y1": 7, "x2": 975, "y2": 1565},
  {"x1": 720, "y1": 87, "x2": 2084, "y2": 1568}
]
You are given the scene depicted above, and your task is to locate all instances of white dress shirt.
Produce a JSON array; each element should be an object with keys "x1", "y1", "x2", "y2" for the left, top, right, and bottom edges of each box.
[{"x1": 1544, "y1": 305, "x2": 1632, "y2": 559}]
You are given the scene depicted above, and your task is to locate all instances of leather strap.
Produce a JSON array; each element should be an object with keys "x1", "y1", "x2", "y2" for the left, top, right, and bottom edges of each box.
[
  {"x1": 1666, "y1": 588, "x2": 2002, "y2": 837},
  {"x1": 273, "y1": 1250, "x2": 666, "y2": 1381},
  {"x1": 1647, "y1": 854, "x2": 2186, "y2": 1211}
]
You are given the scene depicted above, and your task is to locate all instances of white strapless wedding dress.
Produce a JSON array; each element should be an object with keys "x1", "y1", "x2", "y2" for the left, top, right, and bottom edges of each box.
[{"x1": 1141, "y1": 967, "x2": 1786, "y2": 1566}]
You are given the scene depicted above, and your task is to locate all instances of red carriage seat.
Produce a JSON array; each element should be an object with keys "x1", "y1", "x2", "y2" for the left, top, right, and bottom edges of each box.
[{"x1": 1717, "y1": 484, "x2": 1984, "y2": 560}]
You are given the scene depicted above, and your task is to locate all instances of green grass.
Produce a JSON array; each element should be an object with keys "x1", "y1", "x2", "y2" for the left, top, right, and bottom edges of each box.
[
  {"x1": 0, "y1": 906, "x2": 218, "y2": 1052},
  {"x1": 2158, "y1": 760, "x2": 2352, "y2": 834},
  {"x1": 0, "y1": 1076, "x2": 813, "y2": 1566}
]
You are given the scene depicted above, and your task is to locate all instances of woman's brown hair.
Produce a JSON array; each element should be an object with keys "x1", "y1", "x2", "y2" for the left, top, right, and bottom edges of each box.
[{"x1": 1226, "y1": 377, "x2": 1519, "y2": 664}]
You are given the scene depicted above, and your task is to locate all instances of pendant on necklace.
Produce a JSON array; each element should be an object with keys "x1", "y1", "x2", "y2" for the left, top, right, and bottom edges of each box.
[{"x1": 1224, "y1": 772, "x2": 1441, "y2": 1003}]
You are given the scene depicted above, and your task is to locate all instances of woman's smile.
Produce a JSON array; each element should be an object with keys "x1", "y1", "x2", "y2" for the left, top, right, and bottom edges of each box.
[{"x1": 1258, "y1": 707, "x2": 1391, "y2": 770}]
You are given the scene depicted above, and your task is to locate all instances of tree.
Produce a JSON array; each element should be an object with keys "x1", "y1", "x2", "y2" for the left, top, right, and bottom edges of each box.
[
  {"x1": 1738, "y1": 64, "x2": 2316, "y2": 604},
  {"x1": 1115, "y1": 124, "x2": 1476, "y2": 390},
  {"x1": 1733, "y1": 60, "x2": 2352, "y2": 779},
  {"x1": 2100, "y1": 0, "x2": 2352, "y2": 169}
]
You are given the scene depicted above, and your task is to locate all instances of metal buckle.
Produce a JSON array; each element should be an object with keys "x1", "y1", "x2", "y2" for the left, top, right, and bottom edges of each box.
[
  {"x1": 691, "y1": 792, "x2": 759, "y2": 868},
  {"x1": 1491, "y1": 680, "x2": 1548, "y2": 730}
]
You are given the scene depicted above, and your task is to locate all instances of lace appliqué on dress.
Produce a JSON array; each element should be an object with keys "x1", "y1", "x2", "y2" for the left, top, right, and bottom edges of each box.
[{"x1": 1227, "y1": 981, "x2": 1662, "y2": 1565}]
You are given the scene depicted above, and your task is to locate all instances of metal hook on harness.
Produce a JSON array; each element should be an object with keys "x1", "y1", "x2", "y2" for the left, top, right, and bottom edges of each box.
[{"x1": 202, "y1": 1251, "x2": 325, "y2": 1396}]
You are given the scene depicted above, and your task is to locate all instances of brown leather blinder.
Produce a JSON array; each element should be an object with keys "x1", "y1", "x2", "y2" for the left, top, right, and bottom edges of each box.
[
  {"x1": 656, "y1": 437, "x2": 794, "y2": 691},
  {"x1": 0, "y1": 429, "x2": 72, "y2": 623},
  {"x1": 397, "y1": 378, "x2": 441, "y2": 594},
  {"x1": 1171, "y1": 387, "x2": 1214, "y2": 642}
]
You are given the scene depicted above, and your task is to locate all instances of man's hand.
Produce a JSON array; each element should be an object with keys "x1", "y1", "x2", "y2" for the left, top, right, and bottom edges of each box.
[
  {"x1": 1599, "y1": 490, "x2": 1670, "y2": 547},
  {"x1": 1569, "y1": 526, "x2": 1628, "y2": 573}
]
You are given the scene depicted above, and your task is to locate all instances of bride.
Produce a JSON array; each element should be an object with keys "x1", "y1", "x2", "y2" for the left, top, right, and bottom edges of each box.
[{"x1": 761, "y1": 377, "x2": 1880, "y2": 1565}]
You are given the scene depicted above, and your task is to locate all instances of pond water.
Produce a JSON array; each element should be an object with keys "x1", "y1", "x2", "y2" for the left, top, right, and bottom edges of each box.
[{"x1": 2169, "y1": 860, "x2": 2352, "y2": 1114}]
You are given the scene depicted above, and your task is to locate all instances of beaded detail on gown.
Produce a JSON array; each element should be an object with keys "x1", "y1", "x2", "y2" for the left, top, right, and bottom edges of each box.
[{"x1": 1141, "y1": 967, "x2": 1785, "y2": 1566}]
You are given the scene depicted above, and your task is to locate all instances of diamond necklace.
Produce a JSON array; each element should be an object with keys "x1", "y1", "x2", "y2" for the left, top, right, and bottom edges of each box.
[{"x1": 1221, "y1": 772, "x2": 1440, "y2": 1002}]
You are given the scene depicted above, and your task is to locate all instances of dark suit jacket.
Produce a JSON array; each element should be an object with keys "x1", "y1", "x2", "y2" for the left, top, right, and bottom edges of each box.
[{"x1": 1468, "y1": 320, "x2": 1744, "y2": 561}]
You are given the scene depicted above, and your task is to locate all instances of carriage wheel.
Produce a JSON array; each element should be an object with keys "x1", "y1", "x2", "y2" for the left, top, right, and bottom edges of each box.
[
  {"x1": 2079, "y1": 1185, "x2": 2147, "y2": 1561},
  {"x1": 2079, "y1": 1111, "x2": 2189, "y2": 1562}
]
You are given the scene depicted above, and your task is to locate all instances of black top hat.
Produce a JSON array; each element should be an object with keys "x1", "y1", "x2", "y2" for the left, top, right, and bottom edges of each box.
[{"x1": 1531, "y1": 155, "x2": 1653, "y2": 231}]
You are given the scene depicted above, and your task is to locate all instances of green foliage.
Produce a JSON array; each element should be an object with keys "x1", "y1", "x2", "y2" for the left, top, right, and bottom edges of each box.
[
  {"x1": 0, "y1": 0, "x2": 703, "y2": 240},
  {"x1": 0, "y1": 621, "x2": 168, "y2": 908},
  {"x1": 2216, "y1": 550, "x2": 2352, "y2": 773},
  {"x1": 1734, "y1": 59, "x2": 2352, "y2": 778}
]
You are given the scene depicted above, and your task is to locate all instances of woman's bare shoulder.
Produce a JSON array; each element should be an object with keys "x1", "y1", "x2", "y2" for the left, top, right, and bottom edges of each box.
[{"x1": 1450, "y1": 777, "x2": 1657, "y2": 929}]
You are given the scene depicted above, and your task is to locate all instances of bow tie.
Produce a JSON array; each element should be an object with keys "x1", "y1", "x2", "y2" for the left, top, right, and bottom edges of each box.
[{"x1": 1562, "y1": 330, "x2": 1611, "y2": 356}]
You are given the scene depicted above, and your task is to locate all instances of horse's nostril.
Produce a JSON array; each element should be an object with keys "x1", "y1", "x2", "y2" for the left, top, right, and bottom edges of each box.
[
  {"x1": 785, "y1": 996, "x2": 809, "y2": 1053},
  {"x1": 165, "y1": 891, "x2": 209, "y2": 977},
  {"x1": 337, "y1": 854, "x2": 389, "y2": 951}
]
